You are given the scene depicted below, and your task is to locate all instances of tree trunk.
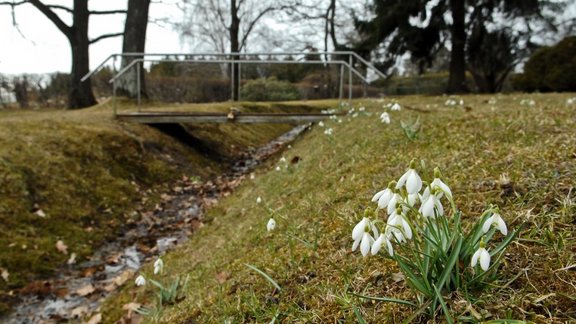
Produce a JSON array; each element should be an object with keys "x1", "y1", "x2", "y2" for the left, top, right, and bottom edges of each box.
[
  {"x1": 230, "y1": 0, "x2": 240, "y2": 101},
  {"x1": 119, "y1": 0, "x2": 151, "y2": 99},
  {"x1": 447, "y1": 0, "x2": 468, "y2": 94}
]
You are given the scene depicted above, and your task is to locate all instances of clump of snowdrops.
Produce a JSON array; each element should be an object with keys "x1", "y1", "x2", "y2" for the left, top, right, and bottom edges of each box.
[{"x1": 351, "y1": 160, "x2": 516, "y2": 321}]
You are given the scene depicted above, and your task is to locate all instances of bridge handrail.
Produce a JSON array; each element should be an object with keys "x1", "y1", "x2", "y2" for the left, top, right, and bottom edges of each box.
[{"x1": 82, "y1": 51, "x2": 386, "y2": 82}]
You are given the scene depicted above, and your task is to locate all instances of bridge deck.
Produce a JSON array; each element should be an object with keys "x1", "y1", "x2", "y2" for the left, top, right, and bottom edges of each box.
[{"x1": 116, "y1": 111, "x2": 344, "y2": 124}]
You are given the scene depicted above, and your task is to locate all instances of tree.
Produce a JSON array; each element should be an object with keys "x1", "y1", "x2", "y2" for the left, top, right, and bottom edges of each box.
[
  {"x1": 118, "y1": 0, "x2": 151, "y2": 99},
  {"x1": 176, "y1": 0, "x2": 299, "y2": 100},
  {"x1": 354, "y1": 0, "x2": 564, "y2": 93},
  {"x1": 0, "y1": 0, "x2": 125, "y2": 109}
]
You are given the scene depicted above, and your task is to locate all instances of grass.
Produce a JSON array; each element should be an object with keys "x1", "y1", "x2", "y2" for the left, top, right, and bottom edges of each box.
[
  {"x1": 101, "y1": 93, "x2": 576, "y2": 323},
  {"x1": 0, "y1": 98, "x2": 332, "y2": 314}
]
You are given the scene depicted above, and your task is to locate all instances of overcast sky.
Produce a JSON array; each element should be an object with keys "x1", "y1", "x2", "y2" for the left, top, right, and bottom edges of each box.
[{"x1": 0, "y1": 1, "x2": 185, "y2": 75}]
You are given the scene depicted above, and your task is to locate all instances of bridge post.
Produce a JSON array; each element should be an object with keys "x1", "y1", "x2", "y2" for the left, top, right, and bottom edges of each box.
[
  {"x1": 348, "y1": 55, "x2": 353, "y2": 101},
  {"x1": 339, "y1": 64, "x2": 344, "y2": 102},
  {"x1": 137, "y1": 63, "x2": 141, "y2": 111}
]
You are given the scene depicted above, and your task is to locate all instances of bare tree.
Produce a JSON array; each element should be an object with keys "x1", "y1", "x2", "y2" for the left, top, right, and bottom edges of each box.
[
  {"x1": 0, "y1": 0, "x2": 125, "y2": 109},
  {"x1": 176, "y1": 0, "x2": 299, "y2": 100}
]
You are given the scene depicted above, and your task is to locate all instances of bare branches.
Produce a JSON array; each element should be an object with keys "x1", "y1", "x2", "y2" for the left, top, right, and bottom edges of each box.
[
  {"x1": 90, "y1": 32, "x2": 124, "y2": 44},
  {"x1": 28, "y1": 0, "x2": 71, "y2": 37},
  {"x1": 46, "y1": 4, "x2": 72, "y2": 14}
]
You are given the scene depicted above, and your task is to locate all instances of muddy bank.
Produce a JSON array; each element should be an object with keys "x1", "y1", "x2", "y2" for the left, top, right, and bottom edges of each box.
[{"x1": 2, "y1": 124, "x2": 311, "y2": 323}]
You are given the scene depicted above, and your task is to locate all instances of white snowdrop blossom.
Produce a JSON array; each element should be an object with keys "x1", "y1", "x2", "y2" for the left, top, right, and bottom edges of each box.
[
  {"x1": 482, "y1": 212, "x2": 507, "y2": 235},
  {"x1": 396, "y1": 162, "x2": 422, "y2": 194},
  {"x1": 324, "y1": 128, "x2": 334, "y2": 136},
  {"x1": 352, "y1": 217, "x2": 379, "y2": 256},
  {"x1": 566, "y1": 97, "x2": 576, "y2": 105},
  {"x1": 256, "y1": 196, "x2": 262, "y2": 204},
  {"x1": 391, "y1": 103, "x2": 401, "y2": 111},
  {"x1": 380, "y1": 112, "x2": 391, "y2": 124},
  {"x1": 135, "y1": 275, "x2": 146, "y2": 286},
  {"x1": 318, "y1": 121, "x2": 325, "y2": 127},
  {"x1": 430, "y1": 168, "x2": 453, "y2": 200},
  {"x1": 372, "y1": 186, "x2": 394, "y2": 210},
  {"x1": 371, "y1": 233, "x2": 394, "y2": 256},
  {"x1": 338, "y1": 119, "x2": 343, "y2": 123},
  {"x1": 387, "y1": 193, "x2": 402, "y2": 215},
  {"x1": 280, "y1": 156, "x2": 287, "y2": 163},
  {"x1": 275, "y1": 166, "x2": 281, "y2": 171},
  {"x1": 154, "y1": 257, "x2": 164, "y2": 275},
  {"x1": 359, "y1": 106, "x2": 366, "y2": 112},
  {"x1": 471, "y1": 245, "x2": 491, "y2": 271},
  {"x1": 488, "y1": 97, "x2": 497, "y2": 105},
  {"x1": 520, "y1": 99, "x2": 535, "y2": 106},
  {"x1": 445, "y1": 99, "x2": 457, "y2": 106},
  {"x1": 420, "y1": 193, "x2": 444, "y2": 218},
  {"x1": 267, "y1": 218, "x2": 276, "y2": 231},
  {"x1": 387, "y1": 209, "x2": 413, "y2": 241}
]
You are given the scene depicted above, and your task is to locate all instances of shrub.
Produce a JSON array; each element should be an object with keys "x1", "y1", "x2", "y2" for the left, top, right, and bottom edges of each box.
[
  {"x1": 512, "y1": 36, "x2": 576, "y2": 92},
  {"x1": 240, "y1": 78, "x2": 301, "y2": 101}
]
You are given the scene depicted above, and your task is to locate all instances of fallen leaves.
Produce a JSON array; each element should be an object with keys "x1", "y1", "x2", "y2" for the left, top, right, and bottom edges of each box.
[
  {"x1": 56, "y1": 240, "x2": 68, "y2": 254},
  {"x1": 76, "y1": 284, "x2": 95, "y2": 297}
]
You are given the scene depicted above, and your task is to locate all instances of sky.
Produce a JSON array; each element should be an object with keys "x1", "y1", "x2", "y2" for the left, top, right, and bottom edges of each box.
[{"x1": 0, "y1": 1, "x2": 185, "y2": 75}]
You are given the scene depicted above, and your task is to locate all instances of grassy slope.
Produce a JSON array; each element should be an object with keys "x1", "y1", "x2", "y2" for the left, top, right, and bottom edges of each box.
[
  {"x1": 0, "y1": 99, "x2": 331, "y2": 314},
  {"x1": 103, "y1": 93, "x2": 575, "y2": 323}
]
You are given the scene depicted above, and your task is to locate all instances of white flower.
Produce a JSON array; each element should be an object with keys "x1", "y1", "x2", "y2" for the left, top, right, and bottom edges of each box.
[
  {"x1": 256, "y1": 196, "x2": 262, "y2": 204},
  {"x1": 419, "y1": 193, "x2": 444, "y2": 218},
  {"x1": 280, "y1": 157, "x2": 287, "y2": 163},
  {"x1": 372, "y1": 188, "x2": 393, "y2": 210},
  {"x1": 445, "y1": 99, "x2": 457, "y2": 106},
  {"x1": 267, "y1": 218, "x2": 276, "y2": 231},
  {"x1": 406, "y1": 192, "x2": 419, "y2": 207},
  {"x1": 482, "y1": 212, "x2": 507, "y2": 235},
  {"x1": 275, "y1": 166, "x2": 281, "y2": 171},
  {"x1": 387, "y1": 193, "x2": 402, "y2": 215},
  {"x1": 396, "y1": 165, "x2": 422, "y2": 195},
  {"x1": 431, "y1": 178, "x2": 452, "y2": 200},
  {"x1": 387, "y1": 210, "x2": 412, "y2": 240},
  {"x1": 359, "y1": 106, "x2": 366, "y2": 112},
  {"x1": 135, "y1": 275, "x2": 146, "y2": 286},
  {"x1": 380, "y1": 112, "x2": 390, "y2": 124},
  {"x1": 352, "y1": 217, "x2": 378, "y2": 256},
  {"x1": 318, "y1": 121, "x2": 325, "y2": 127},
  {"x1": 154, "y1": 257, "x2": 164, "y2": 275},
  {"x1": 391, "y1": 103, "x2": 401, "y2": 111},
  {"x1": 371, "y1": 233, "x2": 394, "y2": 256},
  {"x1": 471, "y1": 247, "x2": 491, "y2": 271},
  {"x1": 324, "y1": 128, "x2": 334, "y2": 136},
  {"x1": 567, "y1": 97, "x2": 575, "y2": 105}
]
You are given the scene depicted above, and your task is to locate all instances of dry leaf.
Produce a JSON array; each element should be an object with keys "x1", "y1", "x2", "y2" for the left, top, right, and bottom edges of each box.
[
  {"x1": 215, "y1": 271, "x2": 230, "y2": 284},
  {"x1": 1, "y1": 268, "x2": 8, "y2": 282},
  {"x1": 70, "y1": 305, "x2": 88, "y2": 318},
  {"x1": 86, "y1": 313, "x2": 102, "y2": 324},
  {"x1": 55, "y1": 240, "x2": 68, "y2": 254},
  {"x1": 35, "y1": 209, "x2": 46, "y2": 218},
  {"x1": 76, "y1": 284, "x2": 95, "y2": 296},
  {"x1": 122, "y1": 302, "x2": 141, "y2": 312},
  {"x1": 113, "y1": 269, "x2": 135, "y2": 286},
  {"x1": 391, "y1": 272, "x2": 405, "y2": 283}
]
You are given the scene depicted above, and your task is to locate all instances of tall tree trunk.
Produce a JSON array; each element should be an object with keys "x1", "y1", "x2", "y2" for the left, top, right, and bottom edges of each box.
[
  {"x1": 68, "y1": 0, "x2": 97, "y2": 109},
  {"x1": 119, "y1": 0, "x2": 151, "y2": 99},
  {"x1": 230, "y1": 0, "x2": 240, "y2": 101},
  {"x1": 447, "y1": 0, "x2": 468, "y2": 93}
]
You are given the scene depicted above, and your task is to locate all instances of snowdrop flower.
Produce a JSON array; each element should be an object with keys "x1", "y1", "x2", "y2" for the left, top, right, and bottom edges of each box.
[
  {"x1": 380, "y1": 111, "x2": 390, "y2": 124},
  {"x1": 387, "y1": 193, "x2": 402, "y2": 215},
  {"x1": 430, "y1": 167, "x2": 452, "y2": 200},
  {"x1": 338, "y1": 119, "x2": 343, "y2": 123},
  {"x1": 135, "y1": 275, "x2": 146, "y2": 286},
  {"x1": 445, "y1": 99, "x2": 457, "y2": 106},
  {"x1": 324, "y1": 128, "x2": 334, "y2": 136},
  {"x1": 267, "y1": 218, "x2": 276, "y2": 231},
  {"x1": 566, "y1": 97, "x2": 575, "y2": 105},
  {"x1": 459, "y1": 99, "x2": 464, "y2": 105},
  {"x1": 256, "y1": 196, "x2": 262, "y2": 204},
  {"x1": 406, "y1": 192, "x2": 419, "y2": 207},
  {"x1": 488, "y1": 97, "x2": 497, "y2": 105},
  {"x1": 280, "y1": 157, "x2": 287, "y2": 163},
  {"x1": 371, "y1": 233, "x2": 394, "y2": 256},
  {"x1": 352, "y1": 217, "x2": 379, "y2": 256},
  {"x1": 482, "y1": 212, "x2": 507, "y2": 235},
  {"x1": 372, "y1": 182, "x2": 396, "y2": 210},
  {"x1": 275, "y1": 166, "x2": 281, "y2": 171},
  {"x1": 471, "y1": 241, "x2": 491, "y2": 271},
  {"x1": 391, "y1": 102, "x2": 401, "y2": 111},
  {"x1": 396, "y1": 160, "x2": 422, "y2": 194},
  {"x1": 359, "y1": 106, "x2": 366, "y2": 112},
  {"x1": 420, "y1": 192, "x2": 444, "y2": 218},
  {"x1": 520, "y1": 99, "x2": 535, "y2": 106},
  {"x1": 386, "y1": 208, "x2": 412, "y2": 241},
  {"x1": 318, "y1": 121, "x2": 325, "y2": 127},
  {"x1": 154, "y1": 257, "x2": 164, "y2": 275}
]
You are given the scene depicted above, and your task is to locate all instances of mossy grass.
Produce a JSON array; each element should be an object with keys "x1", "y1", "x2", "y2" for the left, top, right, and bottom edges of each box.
[
  {"x1": 102, "y1": 93, "x2": 576, "y2": 322},
  {"x1": 0, "y1": 98, "x2": 332, "y2": 314}
]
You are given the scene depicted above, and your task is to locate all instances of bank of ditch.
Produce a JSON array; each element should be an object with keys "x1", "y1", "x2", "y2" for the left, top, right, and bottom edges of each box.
[{"x1": 0, "y1": 99, "x2": 335, "y2": 317}]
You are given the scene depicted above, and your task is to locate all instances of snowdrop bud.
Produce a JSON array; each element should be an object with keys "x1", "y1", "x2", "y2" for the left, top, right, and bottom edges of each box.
[
  {"x1": 154, "y1": 257, "x2": 164, "y2": 275},
  {"x1": 471, "y1": 240, "x2": 491, "y2": 271},
  {"x1": 267, "y1": 218, "x2": 276, "y2": 231},
  {"x1": 256, "y1": 196, "x2": 262, "y2": 204},
  {"x1": 135, "y1": 275, "x2": 146, "y2": 286}
]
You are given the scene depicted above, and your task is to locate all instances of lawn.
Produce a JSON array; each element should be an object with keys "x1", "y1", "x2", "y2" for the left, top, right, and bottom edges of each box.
[{"x1": 102, "y1": 93, "x2": 576, "y2": 323}]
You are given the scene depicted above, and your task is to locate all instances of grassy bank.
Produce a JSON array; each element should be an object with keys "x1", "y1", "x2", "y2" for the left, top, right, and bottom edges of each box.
[
  {"x1": 0, "y1": 99, "x2": 332, "y2": 314},
  {"x1": 103, "y1": 93, "x2": 576, "y2": 322}
]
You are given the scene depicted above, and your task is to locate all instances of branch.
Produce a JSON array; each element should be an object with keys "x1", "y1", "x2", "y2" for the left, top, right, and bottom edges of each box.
[
  {"x1": 239, "y1": 6, "x2": 277, "y2": 51},
  {"x1": 89, "y1": 9, "x2": 126, "y2": 15},
  {"x1": 28, "y1": 0, "x2": 71, "y2": 37},
  {"x1": 46, "y1": 4, "x2": 73, "y2": 14},
  {"x1": 90, "y1": 32, "x2": 124, "y2": 44},
  {"x1": 0, "y1": 1, "x2": 27, "y2": 7}
]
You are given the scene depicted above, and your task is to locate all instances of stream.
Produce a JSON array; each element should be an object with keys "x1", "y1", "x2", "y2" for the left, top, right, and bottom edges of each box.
[{"x1": 3, "y1": 124, "x2": 311, "y2": 323}]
